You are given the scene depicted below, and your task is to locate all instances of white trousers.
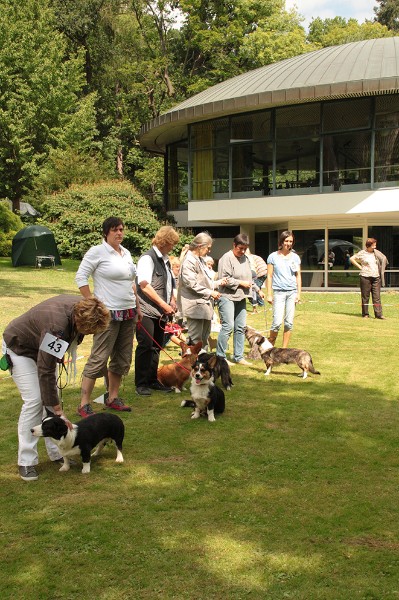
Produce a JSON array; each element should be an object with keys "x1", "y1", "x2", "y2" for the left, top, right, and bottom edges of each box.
[{"x1": 3, "y1": 341, "x2": 62, "y2": 466}]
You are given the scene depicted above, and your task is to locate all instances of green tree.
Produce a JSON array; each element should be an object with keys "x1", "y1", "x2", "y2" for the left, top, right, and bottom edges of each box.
[
  {"x1": 0, "y1": 201, "x2": 23, "y2": 256},
  {"x1": 0, "y1": 0, "x2": 97, "y2": 210},
  {"x1": 308, "y1": 16, "x2": 393, "y2": 47},
  {"x1": 176, "y1": 0, "x2": 311, "y2": 96},
  {"x1": 38, "y1": 180, "x2": 191, "y2": 259},
  {"x1": 374, "y1": 0, "x2": 399, "y2": 31}
]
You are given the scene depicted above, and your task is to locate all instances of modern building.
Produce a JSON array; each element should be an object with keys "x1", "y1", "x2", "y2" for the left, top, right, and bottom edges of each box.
[{"x1": 140, "y1": 37, "x2": 399, "y2": 288}]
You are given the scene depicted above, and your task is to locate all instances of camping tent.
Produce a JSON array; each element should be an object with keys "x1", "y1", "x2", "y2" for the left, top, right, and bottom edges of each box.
[{"x1": 12, "y1": 225, "x2": 62, "y2": 267}]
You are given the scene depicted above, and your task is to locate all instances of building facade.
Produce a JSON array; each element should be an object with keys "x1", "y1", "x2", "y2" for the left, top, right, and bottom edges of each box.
[{"x1": 140, "y1": 38, "x2": 399, "y2": 289}]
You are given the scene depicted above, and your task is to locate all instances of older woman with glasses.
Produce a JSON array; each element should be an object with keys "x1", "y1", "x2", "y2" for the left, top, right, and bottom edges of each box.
[{"x1": 178, "y1": 232, "x2": 226, "y2": 349}]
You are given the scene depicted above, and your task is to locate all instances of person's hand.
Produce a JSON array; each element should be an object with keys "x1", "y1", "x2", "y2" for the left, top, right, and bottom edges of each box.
[
  {"x1": 240, "y1": 280, "x2": 252, "y2": 289},
  {"x1": 136, "y1": 307, "x2": 143, "y2": 321},
  {"x1": 211, "y1": 291, "x2": 221, "y2": 300},
  {"x1": 266, "y1": 294, "x2": 273, "y2": 305},
  {"x1": 295, "y1": 295, "x2": 301, "y2": 304},
  {"x1": 258, "y1": 290, "x2": 265, "y2": 299},
  {"x1": 61, "y1": 415, "x2": 74, "y2": 431},
  {"x1": 163, "y1": 303, "x2": 175, "y2": 315}
]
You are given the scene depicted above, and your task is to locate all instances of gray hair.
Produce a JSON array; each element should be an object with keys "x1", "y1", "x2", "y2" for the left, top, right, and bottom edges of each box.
[{"x1": 189, "y1": 232, "x2": 213, "y2": 250}]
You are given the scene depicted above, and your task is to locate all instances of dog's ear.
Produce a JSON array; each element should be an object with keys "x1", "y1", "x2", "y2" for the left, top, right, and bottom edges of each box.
[
  {"x1": 207, "y1": 355, "x2": 217, "y2": 369},
  {"x1": 193, "y1": 341, "x2": 202, "y2": 353},
  {"x1": 256, "y1": 336, "x2": 266, "y2": 345},
  {"x1": 180, "y1": 341, "x2": 188, "y2": 352},
  {"x1": 45, "y1": 407, "x2": 53, "y2": 418}
]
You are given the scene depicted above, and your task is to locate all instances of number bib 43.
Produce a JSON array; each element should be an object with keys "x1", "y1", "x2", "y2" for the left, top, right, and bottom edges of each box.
[{"x1": 39, "y1": 333, "x2": 69, "y2": 359}]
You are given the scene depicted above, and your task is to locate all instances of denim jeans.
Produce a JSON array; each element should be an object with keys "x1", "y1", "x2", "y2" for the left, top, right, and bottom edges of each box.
[
  {"x1": 216, "y1": 297, "x2": 247, "y2": 362},
  {"x1": 270, "y1": 290, "x2": 297, "y2": 332}
]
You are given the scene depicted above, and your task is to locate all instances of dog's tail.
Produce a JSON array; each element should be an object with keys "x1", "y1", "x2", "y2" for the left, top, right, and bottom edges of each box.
[
  {"x1": 219, "y1": 359, "x2": 233, "y2": 390},
  {"x1": 309, "y1": 360, "x2": 320, "y2": 375},
  {"x1": 180, "y1": 400, "x2": 196, "y2": 408}
]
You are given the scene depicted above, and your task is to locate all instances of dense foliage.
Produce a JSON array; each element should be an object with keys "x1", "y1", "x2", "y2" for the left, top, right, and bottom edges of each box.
[
  {"x1": 374, "y1": 0, "x2": 399, "y2": 31},
  {"x1": 0, "y1": 0, "x2": 394, "y2": 247},
  {"x1": 38, "y1": 180, "x2": 191, "y2": 259},
  {"x1": 0, "y1": 202, "x2": 23, "y2": 256}
]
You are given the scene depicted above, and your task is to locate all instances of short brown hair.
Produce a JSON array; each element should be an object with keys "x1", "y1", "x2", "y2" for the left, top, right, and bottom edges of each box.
[
  {"x1": 152, "y1": 226, "x2": 180, "y2": 249},
  {"x1": 102, "y1": 217, "x2": 124, "y2": 239},
  {"x1": 365, "y1": 237, "x2": 377, "y2": 248},
  {"x1": 233, "y1": 233, "x2": 250, "y2": 247},
  {"x1": 73, "y1": 298, "x2": 110, "y2": 335}
]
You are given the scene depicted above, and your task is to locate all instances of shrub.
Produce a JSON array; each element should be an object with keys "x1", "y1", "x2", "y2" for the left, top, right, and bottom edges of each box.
[
  {"x1": 0, "y1": 201, "x2": 24, "y2": 256},
  {"x1": 38, "y1": 180, "x2": 191, "y2": 259}
]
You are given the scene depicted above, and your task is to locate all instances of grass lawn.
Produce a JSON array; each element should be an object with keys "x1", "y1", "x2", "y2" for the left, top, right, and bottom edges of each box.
[{"x1": 0, "y1": 257, "x2": 399, "y2": 599}]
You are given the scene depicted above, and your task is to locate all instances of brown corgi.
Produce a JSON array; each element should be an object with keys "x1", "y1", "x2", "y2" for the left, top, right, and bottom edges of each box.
[{"x1": 157, "y1": 341, "x2": 202, "y2": 392}]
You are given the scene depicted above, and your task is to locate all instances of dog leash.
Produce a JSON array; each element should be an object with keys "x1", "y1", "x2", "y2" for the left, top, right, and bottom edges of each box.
[
  {"x1": 136, "y1": 319, "x2": 191, "y2": 374},
  {"x1": 262, "y1": 302, "x2": 268, "y2": 332}
]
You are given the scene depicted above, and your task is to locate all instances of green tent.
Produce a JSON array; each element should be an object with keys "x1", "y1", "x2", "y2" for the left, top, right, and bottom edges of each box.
[{"x1": 12, "y1": 225, "x2": 62, "y2": 267}]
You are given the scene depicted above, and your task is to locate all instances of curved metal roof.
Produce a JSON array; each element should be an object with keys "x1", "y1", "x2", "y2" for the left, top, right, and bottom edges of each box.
[{"x1": 140, "y1": 37, "x2": 399, "y2": 152}]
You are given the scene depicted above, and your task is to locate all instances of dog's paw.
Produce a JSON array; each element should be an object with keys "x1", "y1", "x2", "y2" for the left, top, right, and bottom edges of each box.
[
  {"x1": 175, "y1": 387, "x2": 181, "y2": 393},
  {"x1": 59, "y1": 464, "x2": 70, "y2": 472},
  {"x1": 207, "y1": 415, "x2": 216, "y2": 422},
  {"x1": 191, "y1": 412, "x2": 200, "y2": 419},
  {"x1": 81, "y1": 463, "x2": 91, "y2": 474}
]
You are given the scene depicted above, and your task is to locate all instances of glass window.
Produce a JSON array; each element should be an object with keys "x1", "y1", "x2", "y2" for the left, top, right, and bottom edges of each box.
[
  {"x1": 323, "y1": 131, "x2": 371, "y2": 191},
  {"x1": 323, "y1": 98, "x2": 371, "y2": 132},
  {"x1": 167, "y1": 142, "x2": 188, "y2": 210},
  {"x1": 293, "y1": 229, "x2": 325, "y2": 288},
  {"x1": 232, "y1": 141, "x2": 272, "y2": 195},
  {"x1": 368, "y1": 226, "x2": 399, "y2": 270},
  {"x1": 374, "y1": 130, "x2": 399, "y2": 187},
  {"x1": 231, "y1": 112, "x2": 272, "y2": 141},
  {"x1": 275, "y1": 138, "x2": 320, "y2": 193},
  {"x1": 375, "y1": 95, "x2": 399, "y2": 130},
  {"x1": 276, "y1": 103, "x2": 320, "y2": 139}
]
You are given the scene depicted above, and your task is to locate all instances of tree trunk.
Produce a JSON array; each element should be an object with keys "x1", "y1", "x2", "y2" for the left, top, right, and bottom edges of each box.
[{"x1": 116, "y1": 146, "x2": 123, "y2": 176}]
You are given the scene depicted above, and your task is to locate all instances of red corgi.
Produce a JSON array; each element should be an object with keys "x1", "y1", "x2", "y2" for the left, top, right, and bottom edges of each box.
[{"x1": 157, "y1": 341, "x2": 202, "y2": 393}]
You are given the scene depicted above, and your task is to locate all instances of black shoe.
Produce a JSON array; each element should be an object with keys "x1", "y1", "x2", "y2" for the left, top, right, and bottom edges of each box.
[
  {"x1": 135, "y1": 386, "x2": 152, "y2": 396},
  {"x1": 149, "y1": 381, "x2": 173, "y2": 393}
]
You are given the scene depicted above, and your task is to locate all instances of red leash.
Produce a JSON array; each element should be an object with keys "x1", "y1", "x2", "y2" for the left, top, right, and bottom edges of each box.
[{"x1": 136, "y1": 320, "x2": 191, "y2": 374}]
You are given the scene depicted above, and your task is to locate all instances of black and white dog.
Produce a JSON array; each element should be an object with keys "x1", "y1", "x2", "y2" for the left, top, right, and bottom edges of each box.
[
  {"x1": 181, "y1": 355, "x2": 225, "y2": 422},
  {"x1": 31, "y1": 411, "x2": 124, "y2": 474},
  {"x1": 196, "y1": 350, "x2": 233, "y2": 390}
]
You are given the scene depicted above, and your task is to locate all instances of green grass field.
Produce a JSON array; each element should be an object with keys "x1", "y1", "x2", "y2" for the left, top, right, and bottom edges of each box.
[{"x1": 0, "y1": 257, "x2": 398, "y2": 599}]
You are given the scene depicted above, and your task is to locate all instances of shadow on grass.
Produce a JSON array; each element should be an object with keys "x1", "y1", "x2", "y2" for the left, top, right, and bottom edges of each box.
[{"x1": 1, "y1": 378, "x2": 398, "y2": 598}]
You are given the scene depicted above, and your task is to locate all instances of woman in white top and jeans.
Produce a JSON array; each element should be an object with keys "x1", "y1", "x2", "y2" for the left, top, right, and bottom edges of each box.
[
  {"x1": 75, "y1": 217, "x2": 142, "y2": 417},
  {"x1": 266, "y1": 230, "x2": 301, "y2": 348},
  {"x1": 350, "y1": 238, "x2": 387, "y2": 319}
]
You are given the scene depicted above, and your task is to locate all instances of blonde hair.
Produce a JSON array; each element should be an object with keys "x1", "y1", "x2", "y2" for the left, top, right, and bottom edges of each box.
[
  {"x1": 169, "y1": 255, "x2": 180, "y2": 268},
  {"x1": 73, "y1": 298, "x2": 110, "y2": 335},
  {"x1": 152, "y1": 226, "x2": 180, "y2": 249}
]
